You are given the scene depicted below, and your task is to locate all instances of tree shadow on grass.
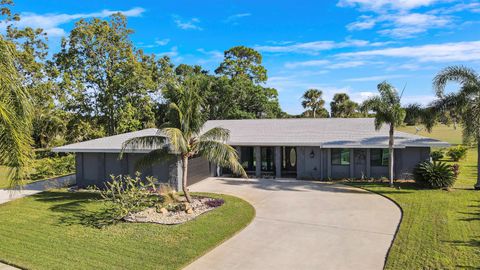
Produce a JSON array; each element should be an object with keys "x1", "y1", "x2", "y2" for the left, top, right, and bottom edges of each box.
[
  {"x1": 458, "y1": 200, "x2": 480, "y2": 222},
  {"x1": 32, "y1": 191, "x2": 119, "y2": 228}
]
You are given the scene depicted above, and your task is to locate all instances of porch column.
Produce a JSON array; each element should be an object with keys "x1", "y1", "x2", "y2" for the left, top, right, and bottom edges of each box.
[
  {"x1": 327, "y1": 148, "x2": 331, "y2": 179},
  {"x1": 349, "y1": 148, "x2": 354, "y2": 179},
  {"x1": 274, "y1": 146, "x2": 281, "y2": 178},
  {"x1": 366, "y1": 149, "x2": 371, "y2": 178},
  {"x1": 319, "y1": 148, "x2": 323, "y2": 180},
  {"x1": 255, "y1": 146, "x2": 261, "y2": 178}
]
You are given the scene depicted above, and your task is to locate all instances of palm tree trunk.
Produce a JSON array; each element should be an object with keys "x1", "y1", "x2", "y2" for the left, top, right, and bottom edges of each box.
[
  {"x1": 389, "y1": 124, "x2": 395, "y2": 187},
  {"x1": 475, "y1": 142, "x2": 480, "y2": 190},
  {"x1": 181, "y1": 155, "x2": 193, "y2": 202}
]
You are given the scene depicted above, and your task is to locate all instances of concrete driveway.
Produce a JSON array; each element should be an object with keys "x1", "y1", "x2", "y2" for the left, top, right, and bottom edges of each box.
[{"x1": 186, "y1": 177, "x2": 401, "y2": 270}]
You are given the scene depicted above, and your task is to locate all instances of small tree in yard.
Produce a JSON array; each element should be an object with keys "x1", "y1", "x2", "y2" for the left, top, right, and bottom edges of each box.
[
  {"x1": 121, "y1": 75, "x2": 247, "y2": 202},
  {"x1": 362, "y1": 81, "x2": 406, "y2": 187},
  {"x1": 433, "y1": 65, "x2": 480, "y2": 190}
]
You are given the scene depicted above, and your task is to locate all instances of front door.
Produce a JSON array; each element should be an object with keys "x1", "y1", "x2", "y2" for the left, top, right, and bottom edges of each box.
[{"x1": 281, "y1": 146, "x2": 297, "y2": 178}]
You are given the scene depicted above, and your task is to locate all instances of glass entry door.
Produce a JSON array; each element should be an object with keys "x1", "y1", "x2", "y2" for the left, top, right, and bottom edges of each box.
[
  {"x1": 282, "y1": 146, "x2": 297, "y2": 177},
  {"x1": 260, "y1": 147, "x2": 275, "y2": 172}
]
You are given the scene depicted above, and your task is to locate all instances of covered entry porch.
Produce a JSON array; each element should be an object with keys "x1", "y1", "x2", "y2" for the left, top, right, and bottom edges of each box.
[{"x1": 234, "y1": 146, "x2": 299, "y2": 179}]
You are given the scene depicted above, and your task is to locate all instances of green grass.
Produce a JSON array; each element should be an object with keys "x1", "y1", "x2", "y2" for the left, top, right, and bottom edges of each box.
[
  {"x1": 0, "y1": 191, "x2": 255, "y2": 270},
  {"x1": 349, "y1": 124, "x2": 479, "y2": 269},
  {"x1": 398, "y1": 124, "x2": 464, "y2": 145}
]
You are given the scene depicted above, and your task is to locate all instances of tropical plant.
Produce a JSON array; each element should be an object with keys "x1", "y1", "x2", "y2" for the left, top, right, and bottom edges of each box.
[
  {"x1": 414, "y1": 161, "x2": 456, "y2": 189},
  {"x1": 99, "y1": 173, "x2": 159, "y2": 219},
  {"x1": 362, "y1": 81, "x2": 406, "y2": 187},
  {"x1": 121, "y1": 75, "x2": 247, "y2": 203},
  {"x1": 0, "y1": 36, "x2": 33, "y2": 187},
  {"x1": 430, "y1": 149, "x2": 444, "y2": 161},
  {"x1": 433, "y1": 65, "x2": 480, "y2": 189},
  {"x1": 446, "y1": 145, "x2": 468, "y2": 162},
  {"x1": 301, "y1": 89, "x2": 328, "y2": 118},
  {"x1": 330, "y1": 93, "x2": 359, "y2": 118}
]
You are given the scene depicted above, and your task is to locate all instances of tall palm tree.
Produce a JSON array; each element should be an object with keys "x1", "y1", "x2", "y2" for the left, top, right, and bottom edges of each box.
[
  {"x1": 362, "y1": 81, "x2": 406, "y2": 187},
  {"x1": 301, "y1": 89, "x2": 325, "y2": 118},
  {"x1": 433, "y1": 65, "x2": 480, "y2": 190},
  {"x1": 121, "y1": 75, "x2": 247, "y2": 202},
  {"x1": 0, "y1": 36, "x2": 33, "y2": 188}
]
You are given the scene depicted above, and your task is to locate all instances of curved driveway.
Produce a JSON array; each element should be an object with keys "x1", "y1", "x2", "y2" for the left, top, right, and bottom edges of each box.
[{"x1": 186, "y1": 177, "x2": 401, "y2": 270}]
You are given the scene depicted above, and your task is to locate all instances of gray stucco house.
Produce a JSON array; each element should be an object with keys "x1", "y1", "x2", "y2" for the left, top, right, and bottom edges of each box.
[{"x1": 53, "y1": 118, "x2": 449, "y2": 190}]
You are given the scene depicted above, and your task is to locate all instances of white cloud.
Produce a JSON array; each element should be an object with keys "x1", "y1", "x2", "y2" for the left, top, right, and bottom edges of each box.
[
  {"x1": 338, "y1": 0, "x2": 444, "y2": 11},
  {"x1": 155, "y1": 38, "x2": 170, "y2": 46},
  {"x1": 338, "y1": 40, "x2": 480, "y2": 62},
  {"x1": 173, "y1": 15, "x2": 203, "y2": 30},
  {"x1": 284, "y1": 60, "x2": 330, "y2": 68},
  {"x1": 1, "y1": 7, "x2": 145, "y2": 37},
  {"x1": 196, "y1": 48, "x2": 224, "y2": 64},
  {"x1": 256, "y1": 39, "x2": 391, "y2": 54},
  {"x1": 344, "y1": 74, "x2": 407, "y2": 82},
  {"x1": 224, "y1": 13, "x2": 251, "y2": 23},
  {"x1": 284, "y1": 60, "x2": 366, "y2": 69},
  {"x1": 339, "y1": 0, "x2": 478, "y2": 39},
  {"x1": 347, "y1": 15, "x2": 377, "y2": 30},
  {"x1": 378, "y1": 13, "x2": 451, "y2": 38}
]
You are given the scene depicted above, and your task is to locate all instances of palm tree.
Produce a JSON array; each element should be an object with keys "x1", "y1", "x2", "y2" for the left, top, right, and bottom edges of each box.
[
  {"x1": 121, "y1": 75, "x2": 247, "y2": 202},
  {"x1": 433, "y1": 65, "x2": 480, "y2": 190},
  {"x1": 362, "y1": 81, "x2": 406, "y2": 187},
  {"x1": 301, "y1": 89, "x2": 326, "y2": 118},
  {"x1": 0, "y1": 37, "x2": 33, "y2": 188}
]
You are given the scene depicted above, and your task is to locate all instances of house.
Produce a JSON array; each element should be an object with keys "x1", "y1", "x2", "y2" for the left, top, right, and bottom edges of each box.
[{"x1": 53, "y1": 118, "x2": 449, "y2": 190}]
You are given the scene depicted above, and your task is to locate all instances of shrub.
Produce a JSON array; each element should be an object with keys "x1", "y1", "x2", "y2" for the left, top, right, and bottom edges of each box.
[
  {"x1": 452, "y1": 164, "x2": 460, "y2": 178},
  {"x1": 99, "y1": 173, "x2": 159, "y2": 219},
  {"x1": 446, "y1": 146, "x2": 468, "y2": 161},
  {"x1": 414, "y1": 161, "x2": 456, "y2": 188},
  {"x1": 30, "y1": 155, "x2": 75, "y2": 180},
  {"x1": 205, "y1": 199, "x2": 225, "y2": 208},
  {"x1": 430, "y1": 149, "x2": 444, "y2": 161}
]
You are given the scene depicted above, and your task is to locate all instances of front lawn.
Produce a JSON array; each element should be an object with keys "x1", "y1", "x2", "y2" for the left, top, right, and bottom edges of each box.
[
  {"x1": 0, "y1": 191, "x2": 255, "y2": 270},
  {"x1": 351, "y1": 124, "x2": 479, "y2": 269}
]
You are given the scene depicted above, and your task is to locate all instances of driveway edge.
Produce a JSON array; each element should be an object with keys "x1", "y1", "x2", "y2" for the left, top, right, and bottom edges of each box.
[{"x1": 344, "y1": 183, "x2": 403, "y2": 270}]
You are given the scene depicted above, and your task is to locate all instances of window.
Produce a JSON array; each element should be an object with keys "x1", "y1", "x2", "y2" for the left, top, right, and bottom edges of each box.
[
  {"x1": 371, "y1": 149, "x2": 389, "y2": 166},
  {"x1": 331, "y1": 149, "x2": 350, "y2": 165},
  {"x1": 240, "y1": 147, "x2": 256, "y2": 171}
]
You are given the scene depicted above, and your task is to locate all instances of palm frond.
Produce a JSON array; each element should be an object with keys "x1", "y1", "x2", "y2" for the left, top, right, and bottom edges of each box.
[
  {"x1": 200, "y1": 127, "x2": 230, "y2": 142},
  {"x1": 134, "y1": 148, "x2": 174, "y2": 171},
  {"x1": 120, "y1": 135, "x2": 167, "y2": 159},
  {"x1": 433, "y1": 66, "x2": 479, "y2": 97},
  {"x1": 197, "y1": 140, "x2": 247, "y2": 178},
  {"x1": 0, "y1": 37, "x2": 33, "y2": 188},
  {"x1": 161, "y1": 127, "x2": 188, "y2": 153}
]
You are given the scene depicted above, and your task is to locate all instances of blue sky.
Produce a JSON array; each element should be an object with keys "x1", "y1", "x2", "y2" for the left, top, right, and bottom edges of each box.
[{"x1": 6, "y1": 0, "x2": 480, "y2": 114}]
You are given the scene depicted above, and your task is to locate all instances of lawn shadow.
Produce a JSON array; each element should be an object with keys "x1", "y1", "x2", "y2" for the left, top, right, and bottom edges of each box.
[
  {"x1": 32, "y1": 191, "x2": 118, "y2": 228},
  {"x1": 458, "y1": 200, "x2": 480, "y2": 222}
]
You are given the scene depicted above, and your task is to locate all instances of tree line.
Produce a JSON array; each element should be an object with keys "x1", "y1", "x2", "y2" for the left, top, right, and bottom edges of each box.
[{"x1": 1, "y1": 1, "x2": 479, "y2": 189}]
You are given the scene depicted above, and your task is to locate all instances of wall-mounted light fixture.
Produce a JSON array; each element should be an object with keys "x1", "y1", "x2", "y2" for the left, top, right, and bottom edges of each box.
[{"x1": 310, "y1": 150, "x2": 315, "y2": 158}]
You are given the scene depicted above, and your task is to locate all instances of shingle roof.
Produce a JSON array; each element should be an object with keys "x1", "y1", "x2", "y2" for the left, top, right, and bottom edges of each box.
[{"x1": 53, "y1": 118, "x2": 449, "y2": 153}]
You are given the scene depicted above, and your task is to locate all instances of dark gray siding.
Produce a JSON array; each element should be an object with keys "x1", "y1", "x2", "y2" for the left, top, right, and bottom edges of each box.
[
  {"x1": 187, "y1": 157, "x2": 210, "y2": 186},
  {"x1": 75, "y1": 152, "x2": 176, "y2": 188},
  {"x1": 296, "y1": 146, "x2": 322, "y2": 180}
]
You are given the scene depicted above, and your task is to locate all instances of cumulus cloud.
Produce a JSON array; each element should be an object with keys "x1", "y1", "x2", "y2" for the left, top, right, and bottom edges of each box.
[
  {"x1": 344, "y1": 74, "x2": 407, "y2": 82},
  {"x1": 0, "y1": 7, "x2": 145, "y2": 37}
]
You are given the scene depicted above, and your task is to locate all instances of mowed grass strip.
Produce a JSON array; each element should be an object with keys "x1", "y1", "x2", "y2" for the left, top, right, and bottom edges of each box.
[
  {"x1": 0, "y1": 191, "x2": 255, "y2": 270},
  {"x1": 351, "y1": 124, "x2": 479, "y2": 269}
]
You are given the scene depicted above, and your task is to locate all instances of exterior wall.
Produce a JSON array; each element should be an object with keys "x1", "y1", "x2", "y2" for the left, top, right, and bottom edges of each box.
[
  {"x1": 296, "y1": 146, "x2": 322, "y2": 180},
  {"x1": 394, "y1": 147, "x2": 430, "y2": 179},
  {"x1": 75, "y1": 152, "x2": 179, "y2": 189}
]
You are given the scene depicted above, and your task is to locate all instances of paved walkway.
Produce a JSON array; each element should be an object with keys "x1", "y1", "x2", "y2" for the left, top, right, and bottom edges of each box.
[
  {"x1": 186, "y1": 177, "x2": 401, "y2": 270},
  {"x1": 0, "y1": 175, "x2": 75, "y2": 205}
]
